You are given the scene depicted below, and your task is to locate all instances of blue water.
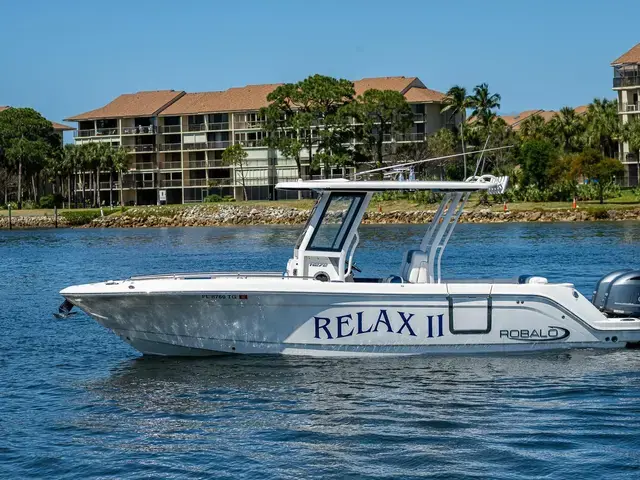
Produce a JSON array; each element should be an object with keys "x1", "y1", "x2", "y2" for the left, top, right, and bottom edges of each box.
[{"x1": 1, "y1": 223, "x2": 640, "y2": 479}]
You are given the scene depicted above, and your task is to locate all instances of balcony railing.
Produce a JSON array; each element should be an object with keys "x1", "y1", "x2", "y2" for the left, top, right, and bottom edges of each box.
[
  {"x1": 96, "y1": 127, "x2": 119, "y2": 136},
  {"x1": 126, "y1": 144, "x2": 157, "y2": 153},
  {"x1": 621, "y1": 103, "x2": 640, "y2": 113},
  {"x1": 122, "y1": 179, "x2": 155, "y2": 189},
  {"x1": 396, "y1": 132, "x2": 427, "y2": 142},
  {"x1": 207, "y1": 140, "x2": 230, "y2": 149},
  {"x1": 159, "y1": 179, "x2": 182, "y2": 187},
  {"x1": 233, "y1": 120, "x2": 264, "y2": 130},
  {"x1": 413, "y1": 113, "x2": 425, "y2": 122},
  {"x1": 159, "y1": 143, "x2": 182, "y2": 151},
  {"x1": 206, "y1": 122, "x2": 230, "y2": 131},
  {"x1": 159, "y1": 161, "x2": 182, "y2": 169},
  {"x1": 99, "y1": 181, "x2": 119, "y2": 189},
  {"x1": 207, "y1": 178, "x2": 233, "y2": 186},
  {"x1": 183, "y1": 178, "x2": 208, "y2": 186},
  {"x1": 122, "y1": 125, "x2": 156, "y2": 135},
  {"x1": 614, "y1": 76, "x2": 640, "y2": 88},
  {"x1": 235, "y1": 139, "x2": 265, "y2": 148},
  {"x1": 184, "y1": 142, "x2": 207, "y2": 151},
  {"x1": 159, "y1": 125, "x2": 181, "y2": 134},
  {"x1": 75, "y1": 129, "x2": 96, "y2": 138},
  {"x1": 131, "y1": 162, "x2": 155, "y2": 170},
  {"x1": 188, "y1": 123, "x2": 207, "y2": 132},
  {"x1": 185, "y1": 160, "x2": 208, "y2": 169}
]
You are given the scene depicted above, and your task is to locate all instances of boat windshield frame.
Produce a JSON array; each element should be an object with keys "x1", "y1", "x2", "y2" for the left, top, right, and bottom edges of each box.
[{"x1": 306, "y1": 192, "x2": 367, "y2": 253}]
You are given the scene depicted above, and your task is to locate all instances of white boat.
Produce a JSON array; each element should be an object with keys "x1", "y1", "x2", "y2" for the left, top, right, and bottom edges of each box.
[{"x1": 58, "y1": 176, "x2": 640, "y2": 357}]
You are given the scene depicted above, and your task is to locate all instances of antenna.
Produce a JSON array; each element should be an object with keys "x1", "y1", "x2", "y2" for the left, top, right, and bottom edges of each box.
[{"x1": 354, "y1": 145, "x2": 513, "y2": 179}]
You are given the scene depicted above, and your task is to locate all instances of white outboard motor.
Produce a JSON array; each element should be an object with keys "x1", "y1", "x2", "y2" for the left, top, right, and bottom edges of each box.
[{"x1": 593, "y1": 270, "x2": 640, "y2": 317}]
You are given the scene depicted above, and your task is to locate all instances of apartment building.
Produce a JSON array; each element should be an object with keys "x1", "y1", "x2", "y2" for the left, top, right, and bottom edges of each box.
[
  {"x1": 65, "y1": 76, "x2": 455, "y2": 205},
  {"x1": 613, "y1": 42, "x2": 640, "y2": 186}
]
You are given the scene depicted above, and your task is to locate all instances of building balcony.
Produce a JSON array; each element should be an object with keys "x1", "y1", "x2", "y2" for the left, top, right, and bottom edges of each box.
[
  {"x1": 233, "y1": 120, "x2": 264, "y2": 130},
  {"x1": 207, "y1": 122, "x2": 230, "y2": 131},
  {"x1": 130, "y1": 162, "x2": 155, "y2": 170},
  {"x1": 207, "y1": 178, "x2": 233, "y2": 186},
  {"x1": 621, "y1": 103, "x2": 640, "y2": 114},
  {"x1": 207, "y1": 141, "x2": 230, "y2": 149},
  {"x1": 126, "y1": 144, "x2": 157, "y2": 153},
  {"x1": 187, "y1": 123, "x2": 207, "y2": 132},
  {"x1": 614, "y1": 76, "x2": 640, "y2": 88},
  {"x1": 396, "y1": 132, "x2": 426, "y2": 142},
  {"x1": 159, "y1": 143, "x2": 182, "y2": 152},
  {"x1": 75, "y1": 129, "x2": 96, "y2": 138},
  {"x1": 159, "y1": 161, "x2": 182, "y2": 169},
  {"x1": 235, "y1": 139, "x2": 265, "y2": 148},
  {"x1": 96, "y1": 127, "x2": 119, "y2": 136},
  {"x1": 183, "y1": 142, "x2": 207, "y2": 151},
  {"x1": 122, "y1": 179, "x2": 155, "y2": 189},
  {"x1": 413, "y1": 113, "x2": 425, "y2": 122},
  {"x1": 183, "y1": 141, "x2": 231, "y2": 151},
  {"x1": 159, "y1": 125, "x2": 181, "y2": 134},
  {"x1": 184, "y1": 160, "x2": 227, "y2": 169},
  {"x1": 159, "y1": 179, "x2": 183, "y2": 188},
  {"x1": 183, "y1": 178, "x2": 208, "y2": 187},
  {"x1": 122, "y1": 126, "x2": 156, "y2": 135},
  {"x1": 99, "y1": 181, "x2": 120, "y2": 190}
]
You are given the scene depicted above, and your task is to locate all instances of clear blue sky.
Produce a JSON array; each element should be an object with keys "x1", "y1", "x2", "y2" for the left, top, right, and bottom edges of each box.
[{"x1": 1, "y1": 0, "x2": 638, "y2": 139}]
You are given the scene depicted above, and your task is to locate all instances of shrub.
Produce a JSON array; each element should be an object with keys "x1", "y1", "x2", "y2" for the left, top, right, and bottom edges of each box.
[
  {"x1": 60, "y1": 210, "x2": 102, "y2": 226},
  {"x1": 23, "y1": 200, "x2": 39, "y2": 210},
  {"x1": 39, "y1": 193, "x2": 65, "y2": 209},
  {"x1": 204, "y1": 194, "x2": 223, "y2": 203},
  {"x1": 223, "y1": 196, "x2": 236, "y2": 202}
]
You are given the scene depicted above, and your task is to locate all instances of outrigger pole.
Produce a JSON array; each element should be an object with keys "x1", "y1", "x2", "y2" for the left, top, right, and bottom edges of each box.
[{"x1": 354, "y1": 145, "x2": 514, "y2": 179}]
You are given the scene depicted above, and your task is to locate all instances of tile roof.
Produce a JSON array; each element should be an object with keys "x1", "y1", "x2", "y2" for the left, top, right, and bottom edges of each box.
[
  {"x1": 67, "y1": 77, "x2": 446, "y2": 119},
  {"x1": 353, "y1": 76, "x2": 418, "y2": 96},
  {"x1": 161, "y1": 84, "x2": 282, "y2": 116},
  {"x1": 500, "y1": 106, "x2": 588, "y2": 130},
  {"x1": 403, "y1": 86, "x2": 445, "y2": 103},
  {"x1": 611, "y1": 43, "x2": 640, "y2": 65},
  {"x1": 65, "y1": 90, "x2": 185, "y2": 121},
  {"x1": 0, "y1": 106, "x2": 75, "y2": 131}
]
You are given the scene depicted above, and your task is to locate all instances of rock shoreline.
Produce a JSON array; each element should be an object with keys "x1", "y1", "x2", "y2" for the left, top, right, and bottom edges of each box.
[{"x1": 2, "y1": 205, "x2": 640, "y2": 229}]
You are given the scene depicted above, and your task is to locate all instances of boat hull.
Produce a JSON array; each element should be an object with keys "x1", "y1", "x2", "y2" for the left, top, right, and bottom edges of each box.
[{"x1": 63, "y1": 281, "x2": 640, "y2": 356}]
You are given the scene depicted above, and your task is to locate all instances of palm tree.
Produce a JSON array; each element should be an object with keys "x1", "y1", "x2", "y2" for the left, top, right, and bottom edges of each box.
[
  {"x1": 584, "y1": 98, "x2": 620, "y2": 158},
  {"x1": 469, "y1": 83, "x2": 501, "y2": 129},
  {"x1": 441, "y1": 85, "x2": 472, "y2": 177},
  {"x1": 112, "y1": 147, "x2": 130, "y2": 207},
  {"x1": 549, "y1": 107, "x2": 585, "y2": 152},
  {"x1": 62, "y1": 144, "x2": 80, "y2": 208},
  {"x1": 519, "y1": 114, "x2": 548, "y2": 141}
]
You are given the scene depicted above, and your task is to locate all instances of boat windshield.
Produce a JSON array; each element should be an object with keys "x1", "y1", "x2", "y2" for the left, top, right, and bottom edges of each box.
[{"x1": 306, "y1": 193, "x2": 365, "y2": 252}]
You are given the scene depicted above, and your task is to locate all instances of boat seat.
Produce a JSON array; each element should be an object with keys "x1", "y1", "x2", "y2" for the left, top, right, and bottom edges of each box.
[{"x1": 400, "y1": 249, "x2": 429, "y2": 284}]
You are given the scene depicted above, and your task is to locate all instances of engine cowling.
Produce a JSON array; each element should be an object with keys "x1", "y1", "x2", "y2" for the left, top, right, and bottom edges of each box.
[{"x1": 593, "y1": 270, "x2": 640, "y2": 317}]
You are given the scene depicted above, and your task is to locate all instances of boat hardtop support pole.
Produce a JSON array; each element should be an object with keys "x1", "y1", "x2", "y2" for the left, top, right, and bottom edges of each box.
[
  {"x1": 434, "y1": 192, "x2": 470, "y2": 283},
  {"x1": 426, "y1": 192, "x2": 464, "y2": 283}
]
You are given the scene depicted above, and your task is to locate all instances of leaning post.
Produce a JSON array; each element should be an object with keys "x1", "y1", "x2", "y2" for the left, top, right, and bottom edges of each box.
[
  {"x1": 8, "y1": 204, "x2": 11, "y2": 230},
  {"x1": 54, "y1": 206, "x2": 58, "y2": 228}
]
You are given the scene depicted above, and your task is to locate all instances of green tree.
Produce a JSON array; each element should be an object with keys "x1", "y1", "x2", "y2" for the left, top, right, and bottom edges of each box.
[
  {"x1": 0, "y1": 108, "x2": 57, "y2": 208},
  {"x1": 518, "y1": 114, "x2": 549, "y2": 141},
  {"x1": 518, "y1": 139, "x2": 559, "y2": 189},
  {"x1": 263, "y1": 74, "x2": 355, "y2": 179},
  {"x1": 222, "y1": 143, "x2": 249, "y2": 201},
  {"x1": 584, "y1": 98, "x2": 620, "y2": 158},
  {"x1": 572, "y1": 149, "x2": 624, "y2": 204},
  {"x1": 469, "y1": 83, "x2": 501, "y2": 129},
  {"x1": 441, "y1": 86, "x2": 471, "y2": 178},
  {"x1": 350, "y1": 89, "x2": 412, "y2": 176},
  {"x1": 548, "y1": 107, "x2": 585, "y2": 153}
]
